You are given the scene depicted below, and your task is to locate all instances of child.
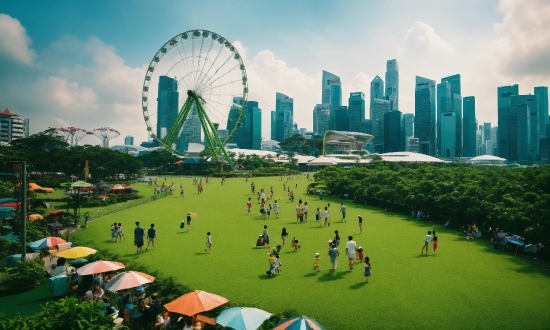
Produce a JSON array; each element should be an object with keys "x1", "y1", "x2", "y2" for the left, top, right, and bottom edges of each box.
[
  {"x1": 364, "y1": 256, "x2": 372, "y2": 282},
  {"x1": 247, "y1": 198, "x2": 252, "y2": 215},
  {"x1": 291, "y1": 237, "x2": 300, "y2": 251},
  {"x1": 421, "y1": 231, "x2": 432, "y2": 255},
  {"x1": 356, "y1": 246, "x2": 364, "y2": 261},
  {"x1": 433, "y1": 234, "x2": 438, "y2": 255},
  {"x1": 275, "y1": 254, "x2": 282, "y2": 274},
  {"x1": 273, "y1": 200, "x2": 280, "y2": 219},
  {"x1": 205, "y1": 232, "x2": 212, "y2": 253},
  {"x1": 266, "y1": 253, "x2": 276, "y2": 277},
  {"x1": 117, "y1": 223, "x2": 125, "y2": 242},
  {"x1": 267, "y1": 204, "x2": 272, "y2": 219},
  {"x1": 313, "y1": 253, "x2": 321, "y2": 272},
  {"x1": 322, "y1": 206, "x2": 330, "y2": 227},
  {"x1": 281, "y1": 228, "x2": 288, "y2": 246},
  {"x1": 315, "y1": 207, "x2": 320, "y2": 223}
]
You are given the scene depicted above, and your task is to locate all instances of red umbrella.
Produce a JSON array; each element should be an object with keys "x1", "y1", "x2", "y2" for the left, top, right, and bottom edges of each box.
[{"x1": 76, "y1": 260, "x2": 125, "y2": 275}]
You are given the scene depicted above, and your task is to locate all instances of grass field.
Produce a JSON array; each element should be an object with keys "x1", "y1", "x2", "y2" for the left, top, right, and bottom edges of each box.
[{"x1": 71, "y1": 175, "x2": 550, "y2": 329}]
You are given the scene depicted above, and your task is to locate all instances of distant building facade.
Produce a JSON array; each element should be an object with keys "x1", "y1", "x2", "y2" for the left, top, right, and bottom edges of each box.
[{"x1": 0, "y1": 108, "x2": 27, "y2": 143}]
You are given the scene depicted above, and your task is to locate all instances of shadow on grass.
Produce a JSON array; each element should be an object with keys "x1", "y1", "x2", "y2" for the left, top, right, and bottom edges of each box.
[
  {"x1": 303, "y1": 272, "x2": 318, "y2": 278},
  {"x1": 317, "y1": 270, "x2": 349, "y2": 281},
  {"x1": 349, "y1": 281, "x2": 368, "y2": 290},
  {"x1": 175, "y1": 231, "x2": 189, "y2": 234}
]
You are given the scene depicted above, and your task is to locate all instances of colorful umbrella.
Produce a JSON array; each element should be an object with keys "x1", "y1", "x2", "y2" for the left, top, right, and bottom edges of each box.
[
  {"x1": 274, "y1": 316, "x2": 326, "y2": 330},
  {"x1": 76, "y1": 260, "x2": 125, "y2": 275},
  {"x1": 164, "y1": 290, "x2": 229, "y2": 316},
  {"x1": 216, "y1": 307, "x2": 271, "y2": 330},
  {"x1": 103, "y1": 271, "x2": 155, "y2": 292},
  {"x1": 53, "y1": 246, "x2": 97, "y2": 259},
  {"x1": 28, "y1": 214, "x2": 44, "y2": 221},
  {"x1": 28, "y1": 236, "x2": 67, "y2": 250}
]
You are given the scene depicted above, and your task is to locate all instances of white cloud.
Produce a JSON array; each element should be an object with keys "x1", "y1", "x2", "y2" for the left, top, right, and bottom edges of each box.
[
  {"x1": 492, "y1": 0, "x2": 550, "y2": 79},
  {"x1": 401, "y1": 21, "x2": 456, "y2": 56},
  {"x1": 34, "y1": 76, "x2": 97, "y2": 110},
  {"x1": 0, "y1": 14, "x2": 35, "y2": 65}
]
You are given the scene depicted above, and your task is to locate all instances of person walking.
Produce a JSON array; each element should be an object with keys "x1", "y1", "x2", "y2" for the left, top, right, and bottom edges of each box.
[
  {"x1": 340, "y1": 203, "x2": 347, "y2": 222},
  {"x1": 134, "y1": 222, "x2": 145, "y2": 258},
  {"x1": 313, "y1": 253, "x2": 321, "y2": 272},
  {"x1": 421, "y1": 231, "x2": 432, "y2": 255},
  {"x1": 186, "y1": 212, "x2": 192, "y2": 231},
  {"x1": 345, "y1": 236, "x2": 357, "y2": 271},
  {"x1": 281, "y1": 228, "x2": 288, "y2": 246},
  {"x1": 358, "y1": 215, "x2": 363, "y2": 234},
  {"x1": 302, "y1": 202, "x2": 309, "y2": 222},
  {"x1": 322, "y1": 206, "x2": 330, "y2": 227},
  {"x1": 328, "y1": 244, "x2": 339, "y2": 271},
  {"x1": 262, "y1": 225, "x2": 270, "y2": 249},
  {"x1": 146, "y1": 224, "x2": 156, "y2": 250},
  {"x1": 432, "y1": 233, "x2": 438, "y2": 255},
  {"x1": 205, "y1": 232, "x2": 212, "y2": 253},
  {"x1": 247, "y1": 198, "x2": 252, "y2": 215},
  {"x1": 364, "y1": 256, "x2": 372, "y2": 282},
  {"x1": 273, "y1": 200, "x2": 280, "y2": 219}
]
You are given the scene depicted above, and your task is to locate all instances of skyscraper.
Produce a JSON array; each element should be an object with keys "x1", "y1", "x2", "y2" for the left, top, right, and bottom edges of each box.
[
  {"x1": 483, "y1": 123, "x2": 491, "y2": 142},
  {"x1": 313, "y1": 104, "x2": 330, "y2": 137},
  {"x1": 497, "y1": 84, "x2": 519, "y2": 159},
  {"x1": 534, "y1": 86, "x2": 549, "y2": 140},
  {"x1": 233, "y1": 100, "x2": 262, "y2": 150},
  {"x1": 179, "y1": 103, "x2": 201, "y2": 152},
  {"x1": 275, "y1": 92, "x2": 293, "y2": 141},
  {"x1": 370, "y1": 76, "x2": 384, "y2": 122},
  {"x1": 270, "y1": 111, "x2": 276, "y2": 140},
  {"x1": 348, "y1": 92, "x2": 366, "y2": 132},
  {"x1": 384, "y1": 110, "x2": 403, "y2": 152},
  {"x1": 402, "y1": 114, "x2": 414, "y2": 151},
  {"x1": 334, "y1": 106, "x2": 350, "y2": 131},
  {"x1": 124, "y1": 135, "x2": 134, "y2": 145},
  {"x1": 437, "y1": 81, "x2": 451, "y2": 156},
  {"x1": 371, "y1": 98, "x2": 390, "y2": 153},
  {"x1": 440, "y1": 112, "x2": 457, "y2": 158},
  {"x1": 462, "y1": 96, "x2": 477, "y2": 157},
  {"x1": 441, "y1": 74, "x2": 462, "y2": 157},
  {"x1": 322, "y1": 71, "x2": 342, "y2": 130},
  {"x1": 414, "y1": 76, "x2": 436, "y2": 156},
  {"x1": 156, "y1": 76, "x2": 179, "y2": 144},
  {"x1": 385, "y1": 59, "x2": 399, "y2": 111}
]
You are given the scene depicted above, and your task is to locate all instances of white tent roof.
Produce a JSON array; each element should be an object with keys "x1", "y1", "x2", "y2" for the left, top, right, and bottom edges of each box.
[
  {"x1": 308, "y1": 156, "x2": 339, "y2": 166},
  {"x1": 380, "y1": 152, "x2": 444, "y2": 163},
  {"x1": 470, "y1": 155, "x2": 506, "y2": 162}
]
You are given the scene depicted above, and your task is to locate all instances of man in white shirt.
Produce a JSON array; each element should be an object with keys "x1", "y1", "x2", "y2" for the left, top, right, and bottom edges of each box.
[
  {"x1": 345, "y1": 236, "x2": 357, "y2": 271},
  {"x1": 259, "y1": 189, "x2": 266, "y2": 203},
  {"x1": 273, "y1": 201, "x2": 279, "y2": 219},
  {"x1": 302, "y1": 202, "x2": 309, "y2": 222}
]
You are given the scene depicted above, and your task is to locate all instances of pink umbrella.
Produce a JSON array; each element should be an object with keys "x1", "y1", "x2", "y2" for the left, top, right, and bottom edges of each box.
[
  {"x1": 28, "y1": 236, "x2": 67, "y2": 250},
  {"x1": 76, "y1": 260, "x2": 126, "y2": 275},
  {"x1": 103, "y1": 271, "x2": 155, "y2": 292}
]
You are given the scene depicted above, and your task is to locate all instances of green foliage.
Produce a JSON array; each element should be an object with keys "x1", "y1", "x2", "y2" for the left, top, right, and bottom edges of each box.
[
  {"x1": 278, "y1": 134, "x2": 322, "y2": 156},
  {"x1": 137, "y1": 149, "x2": 179, "y2": 169},
  {"x1": 0, "y1": 180, "x2": 15, "y2": 198},
  {"x1": 316, "y1": 163, "x2": 550, "y2": 244},
  {"x1": 0, "y1": 258, "x2": 47, "y2": 295},
  {"x1": 0, "y1": 298, "x2": 123, "y2": 330}
]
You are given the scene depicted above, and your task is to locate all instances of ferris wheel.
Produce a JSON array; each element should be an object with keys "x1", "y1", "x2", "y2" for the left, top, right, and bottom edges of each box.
[{"x1": 142, "y1": 29, "x2": 248, "y2": 166}]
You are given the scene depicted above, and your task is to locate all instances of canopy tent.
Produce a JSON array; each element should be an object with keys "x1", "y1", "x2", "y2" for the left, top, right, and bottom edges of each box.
[
  {"x1": 71, "y1": 181, "x2": 93, "y2": 188},
  {"x1": 307, "y1": 156, "x2": 339, "y2": 166},
  {"x1": 29, "y1": 183, "x2": 54, "y2": 193},
  {"x1": 0, "y1": 198, "x2": 17, "y2": 204},
  {"x1": 0, "y1": 206, "x2": 14, "y2": 220}
]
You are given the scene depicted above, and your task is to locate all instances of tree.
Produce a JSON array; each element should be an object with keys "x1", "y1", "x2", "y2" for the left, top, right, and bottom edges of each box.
[{"x1": 278, "y1": 134, "x2": 323, "y2": 156}]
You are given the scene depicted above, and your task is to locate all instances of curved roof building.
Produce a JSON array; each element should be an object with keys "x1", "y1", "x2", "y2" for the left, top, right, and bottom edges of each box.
[{"x1": 323, "y1": 130, "x2": 373, "y2": 155}]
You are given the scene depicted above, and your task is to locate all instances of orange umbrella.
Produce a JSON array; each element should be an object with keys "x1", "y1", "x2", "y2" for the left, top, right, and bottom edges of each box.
[
  {"x1": 164, "y1": 290, "x2": 229, "y2": 316},
  {"x1": 28, "y1": 214, "x2": 44, "y2": 221},
  {"x1": 76, "y1": 260, "x2": 125, "y2": 275}
]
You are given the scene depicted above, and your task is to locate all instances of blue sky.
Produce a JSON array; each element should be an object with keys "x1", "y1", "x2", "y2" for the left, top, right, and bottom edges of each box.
[{"x1": 0, "y1": 0, "x2": 548, "y2": 145}]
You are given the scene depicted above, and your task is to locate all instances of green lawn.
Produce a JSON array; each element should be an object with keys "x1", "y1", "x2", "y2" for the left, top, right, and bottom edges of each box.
[{"x1": 68, "y1": 175, "x2": 549, "y2": 329}]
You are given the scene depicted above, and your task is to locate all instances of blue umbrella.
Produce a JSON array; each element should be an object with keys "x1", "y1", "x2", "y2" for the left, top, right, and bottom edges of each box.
[
  {"x1": 274, "y1": 315, "x2": 326, "y2": 330},
  {"x1": 216, "y1": 307, "x2": 271, "y2": 330},
  {"x1": 506, "y1": 237, "x2": 526, "y2": 247}
]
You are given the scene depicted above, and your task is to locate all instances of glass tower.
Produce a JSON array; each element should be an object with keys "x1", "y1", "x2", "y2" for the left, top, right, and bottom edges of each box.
[
  {"x1": 275, "y1": 92, "x2": 293, "y2": 142},
  {"x1": 372, "y1": 98, "x2": 390, "y2": 153},
  {"x1": 384, "y1": 110, "x2": 403, "y2": 152},
  {"x1": 385, "y1": 59, "x2": 399, "y2": 111},
  {"x1": 440, "y1": 112, "x2": 457, "y2": 158},
  {"x1": 441, "y1": 74, "x2": 462, "y2": 157},
  {"x1": 156, "y1": 76, "x2": 179, "y2": 145},
  {"x1": 462, "y1": 96, "x2": 477, "y2": 157},
  {"x1": 334, "y1": 106, "x2": 349, "y2": 131},
  {"x1": 313, "y1": 104, "x2": 331, "y2": 137},
  {"x1": 414, "y1": 76, "x2": 436, "y2": 156},
  {"x1": 270, "y1": 111, "x2": 276, "y2": 140},
  {"x1": 348, "y1": 92, "x2": 366, "y2": 132},
  {"x1": 497, "y1": 84, "x2": 519, "y2": 159},
  {"x1": 322, "y1": 71, "x2": 342, "y2": 130},
  {"x1": 437, "y1": 81, "x2": 451, "y2": 156},
  {"x1": 370, "y1": 76, "x2": 384, "y2": 123},
  {"x1": 402, "y1": 114, "x2": 414, "y2": 151},
  {"x1": 534, "y1": 86, "x2": 549, "y2": 140}
]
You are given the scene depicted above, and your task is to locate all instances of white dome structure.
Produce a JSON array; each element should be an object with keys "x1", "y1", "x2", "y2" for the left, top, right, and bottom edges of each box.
[
  {"x1": 469, "y1": 155, "x2": 507, "y2": 166},
  {"x1": 379, "y1": 152, "x2": 444, "y2": 163}
]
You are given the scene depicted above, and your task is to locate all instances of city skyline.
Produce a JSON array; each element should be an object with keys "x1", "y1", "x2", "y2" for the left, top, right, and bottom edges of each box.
[{"x1": 0, "y1": 0, "x2": 548, "y2": 145}]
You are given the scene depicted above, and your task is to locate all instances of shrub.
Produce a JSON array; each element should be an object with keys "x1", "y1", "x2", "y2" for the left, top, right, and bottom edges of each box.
[{"x1": 0, "y1": 258, "x2": 47, "y2": 295}]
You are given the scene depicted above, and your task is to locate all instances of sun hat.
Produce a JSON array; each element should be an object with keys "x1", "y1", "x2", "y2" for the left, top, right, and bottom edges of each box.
[{"x1": 315, "y1": 252, "x2": 319, "y2": 256}]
